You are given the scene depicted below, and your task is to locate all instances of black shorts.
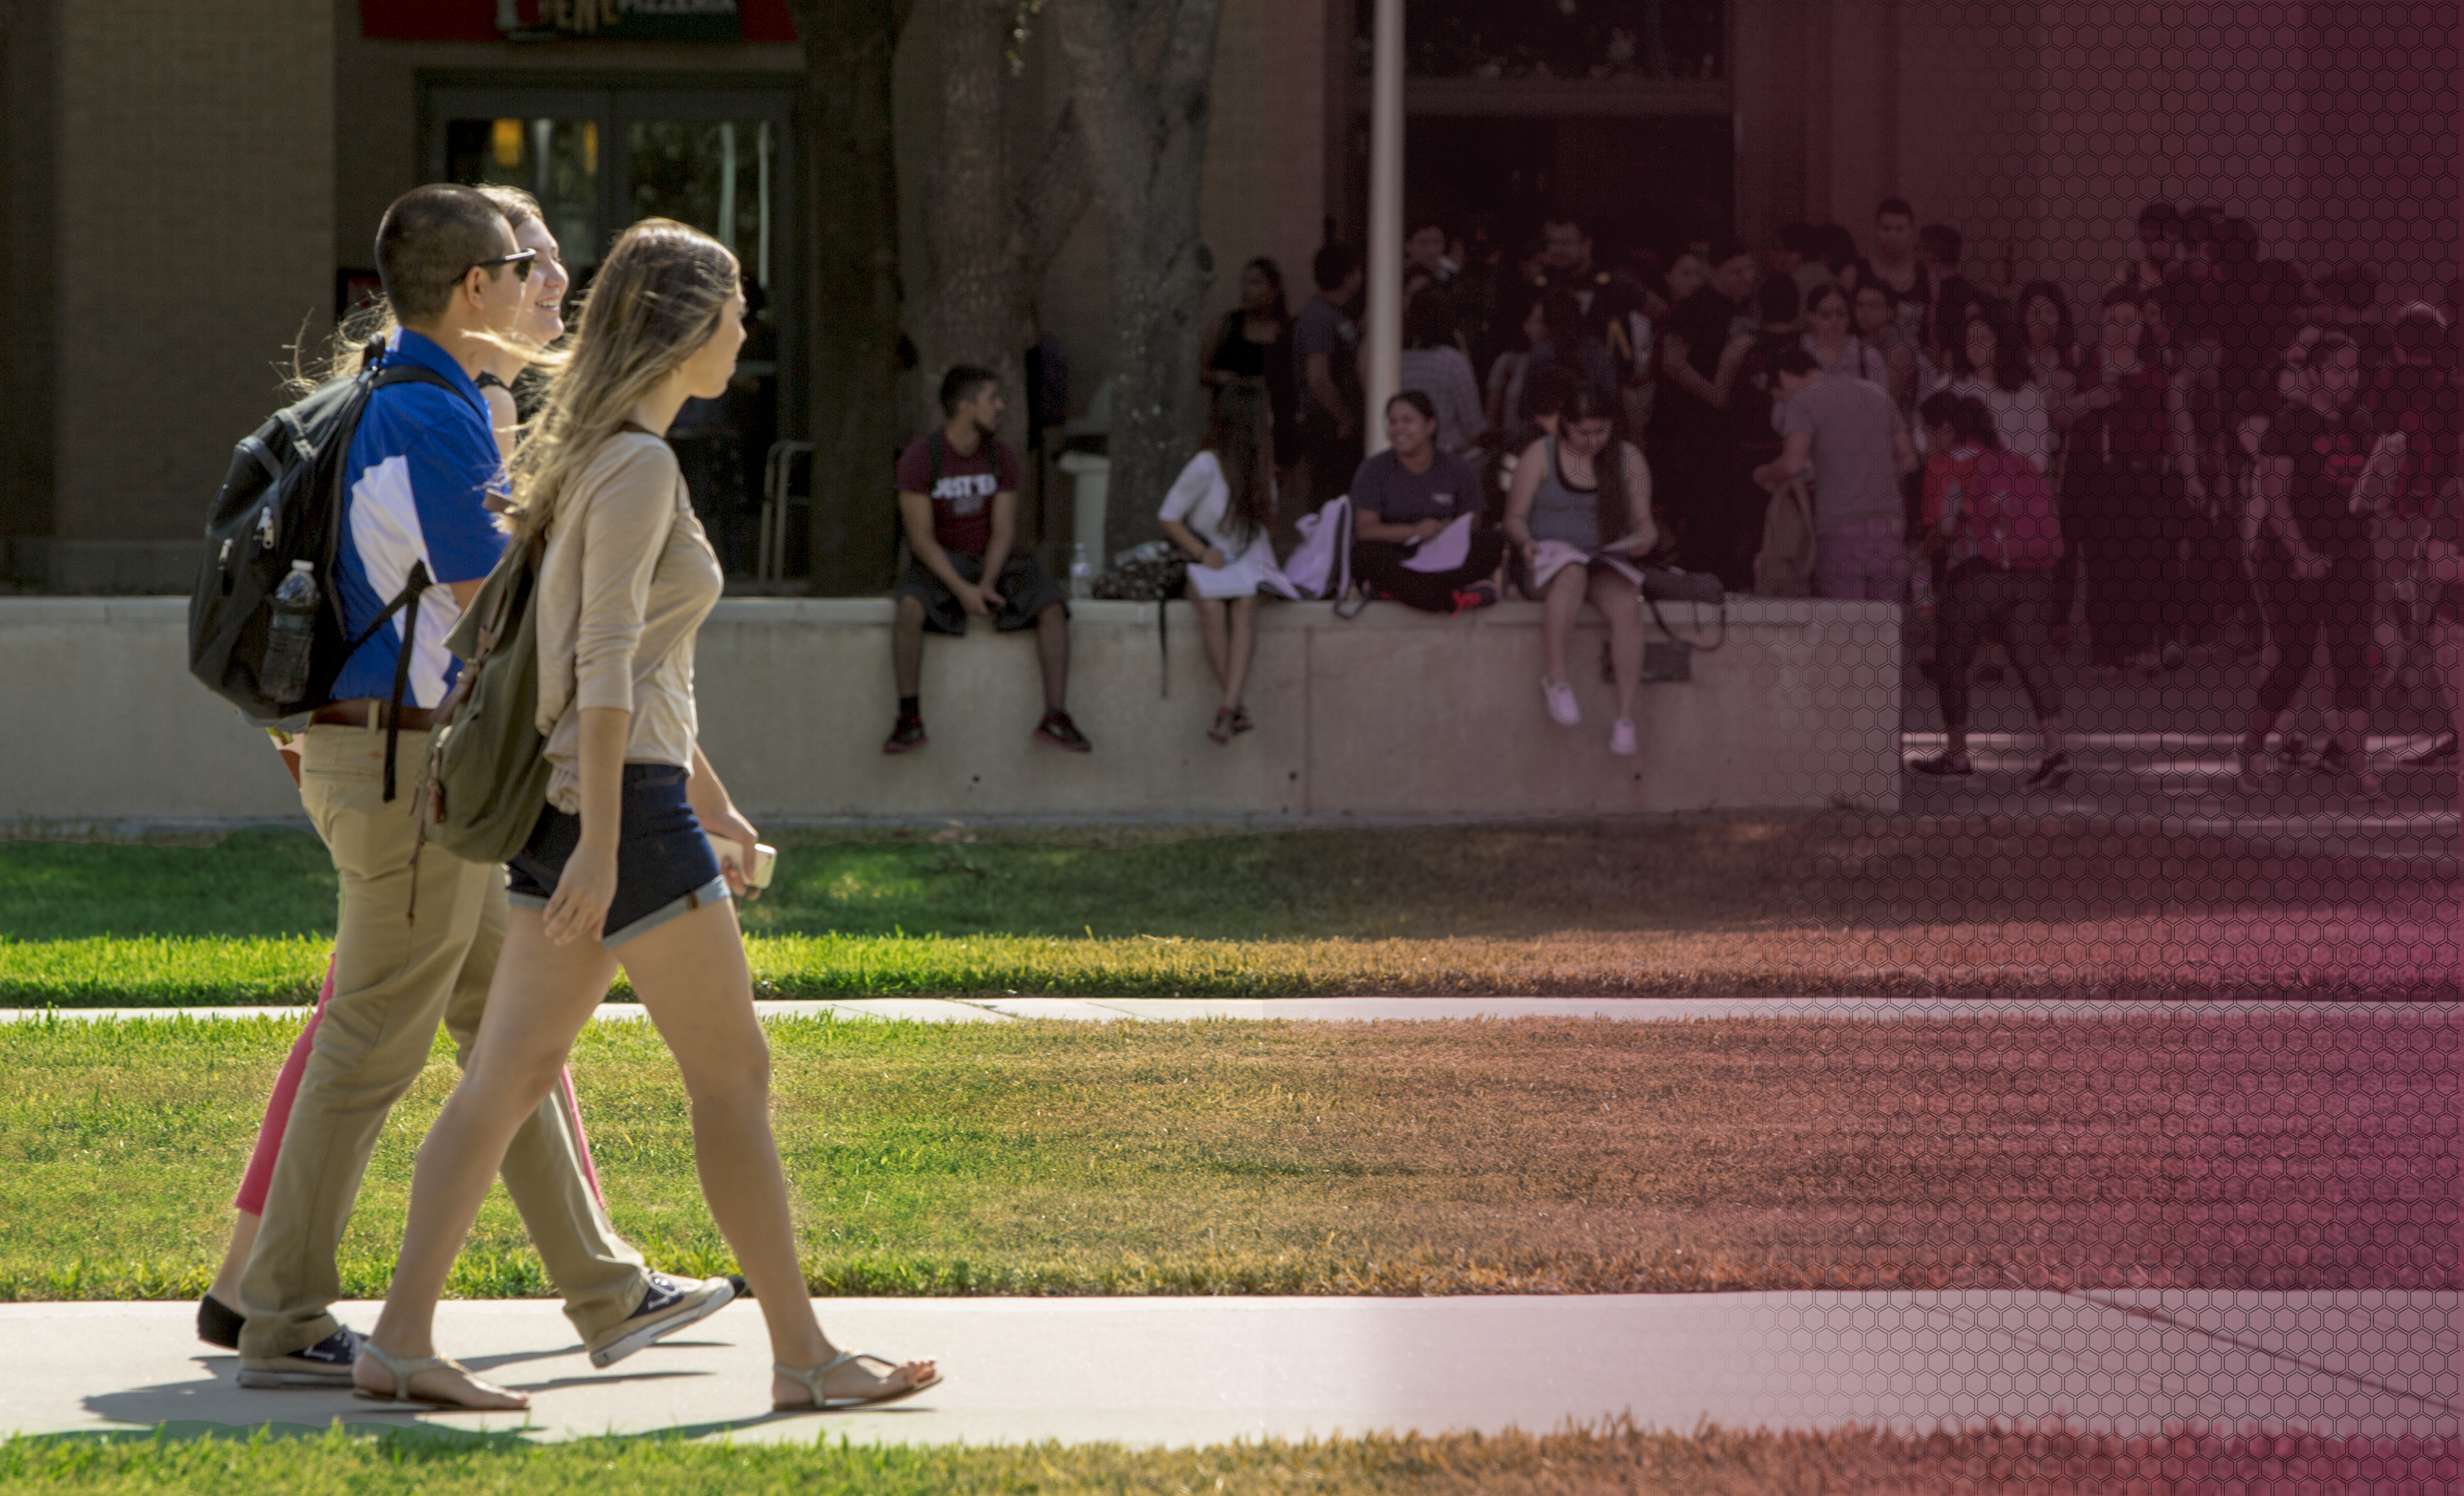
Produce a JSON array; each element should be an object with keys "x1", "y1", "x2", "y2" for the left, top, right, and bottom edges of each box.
[
  {"x1": 506, "y1": 764, "x2": 729, "y2": 948},
  {"x1": 896, "y1": 551, "x2": 1069, "y2": 636}
]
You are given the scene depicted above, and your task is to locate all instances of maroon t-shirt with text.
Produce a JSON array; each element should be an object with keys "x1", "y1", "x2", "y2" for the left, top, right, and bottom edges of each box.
[{"x1": 896, "y1": 433, "x2": 1021, "y2": 556}]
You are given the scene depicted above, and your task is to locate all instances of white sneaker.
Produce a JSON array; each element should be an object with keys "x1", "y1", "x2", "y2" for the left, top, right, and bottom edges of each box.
[
  {"x1": 1609, "y1": 718, "x2": 1637, "y2": 756},
  {"x1": 1541, "y1": 676, "x2": 1581, "y2": 726}
]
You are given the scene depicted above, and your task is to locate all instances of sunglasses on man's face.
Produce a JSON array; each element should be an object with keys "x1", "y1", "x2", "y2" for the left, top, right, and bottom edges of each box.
[{"x1": 469, "y1": 249, "x2": 538, "y2": 283}]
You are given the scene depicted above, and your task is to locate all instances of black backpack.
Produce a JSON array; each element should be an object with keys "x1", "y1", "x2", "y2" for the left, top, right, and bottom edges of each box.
[{"x1": 187, "y1": 342, "x2": 461, "y2": 795}]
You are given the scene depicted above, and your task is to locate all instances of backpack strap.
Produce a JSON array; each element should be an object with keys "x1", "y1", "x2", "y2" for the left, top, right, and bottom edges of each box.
[{"x1": 1329, "y1": 500, "x2": 1366, "y2": 619}]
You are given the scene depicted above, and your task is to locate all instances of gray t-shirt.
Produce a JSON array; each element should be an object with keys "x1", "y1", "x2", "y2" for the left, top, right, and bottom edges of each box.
[
  {"x1": 1347, "y1": 448, "x2": 1484, "y2": 525},
  {"x1": 1779, "y1": 372, "x2": 1903, "y2": 530},
  {"x1": 1293, "y1": 295, "x2": 1359, "y2": 424}
]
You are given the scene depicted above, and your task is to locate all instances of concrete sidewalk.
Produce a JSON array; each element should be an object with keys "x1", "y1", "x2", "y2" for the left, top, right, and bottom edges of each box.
[
  {"x1": 0, "y1": 1293, "x2": 2453, "y2": 1447},
  {"x1": 7, "y1": 996, "x2": 2454, "y2": 1027}
]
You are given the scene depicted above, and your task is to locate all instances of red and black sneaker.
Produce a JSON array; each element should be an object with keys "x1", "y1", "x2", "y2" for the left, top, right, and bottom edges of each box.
[
  {"x1": 1449, "y1": 580, "x2": 1499, "y2": 615},
  {"x1": 1034, "y1": 710, "x2": 1093, "y2": 752},
  {"x1": 882, "y1": 714, "x2": 928, "y2": 755}
]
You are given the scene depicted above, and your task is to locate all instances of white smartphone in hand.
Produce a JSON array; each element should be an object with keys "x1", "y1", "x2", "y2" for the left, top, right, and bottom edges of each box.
[{"x1": 707, "y1": 836, "x2": 778, "y2": 899}]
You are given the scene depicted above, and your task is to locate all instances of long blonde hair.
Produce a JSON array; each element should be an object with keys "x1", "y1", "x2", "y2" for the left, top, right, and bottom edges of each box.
[{"x1": 505, "y1": 218, "x2": 739, "y2": 542}]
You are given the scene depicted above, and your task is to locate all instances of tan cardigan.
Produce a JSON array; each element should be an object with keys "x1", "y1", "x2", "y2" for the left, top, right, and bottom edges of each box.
[{"x1": 533, "y1": 432, "x2": 723, "y2": 813}]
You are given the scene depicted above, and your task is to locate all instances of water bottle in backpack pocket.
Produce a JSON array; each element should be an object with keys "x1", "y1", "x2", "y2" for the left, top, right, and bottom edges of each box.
[{"x1": 259, "y1": 560, "x2": 321, "y2": 705}]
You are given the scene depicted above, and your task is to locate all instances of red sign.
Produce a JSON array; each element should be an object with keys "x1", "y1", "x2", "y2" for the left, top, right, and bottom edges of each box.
[{"x1": 358, "y1": 0, "x2": 798, "y2": 43}]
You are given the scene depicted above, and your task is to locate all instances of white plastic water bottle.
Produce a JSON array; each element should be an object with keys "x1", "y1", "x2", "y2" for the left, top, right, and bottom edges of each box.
[
  {"x1": 1068, "y1": 542, "x2": 1093, "y2": 599},
  {"x1": 261, "y1": 559, "x2": 320, "y2": 704}
]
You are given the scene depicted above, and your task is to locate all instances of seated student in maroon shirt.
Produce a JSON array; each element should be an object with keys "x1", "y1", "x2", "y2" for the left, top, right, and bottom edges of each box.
[{"x1": 883, "y1": 365, "x2": 1090, "y2": 754}]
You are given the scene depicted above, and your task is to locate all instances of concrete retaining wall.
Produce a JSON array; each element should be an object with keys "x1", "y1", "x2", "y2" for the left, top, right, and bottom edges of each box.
[{"x1": 2, "y1": 596, "x2": 1900, "y2": 827}]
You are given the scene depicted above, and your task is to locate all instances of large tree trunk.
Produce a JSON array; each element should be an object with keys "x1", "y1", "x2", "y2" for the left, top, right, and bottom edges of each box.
[
  {"x1": 919, "y1": 0, "x2": 1089, "y2": 460},
  {"x1": 790, "y1": 0, "x2": 910, "y2": 594},
  {"x1": 1050, "y1": 0, "x2": 1225, "y2": 560}
]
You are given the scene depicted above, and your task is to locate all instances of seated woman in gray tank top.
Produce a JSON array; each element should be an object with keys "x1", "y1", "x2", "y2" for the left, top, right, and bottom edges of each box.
[{"x1": 1501, "y1": 381, "x2": 1660, "y2": 757}]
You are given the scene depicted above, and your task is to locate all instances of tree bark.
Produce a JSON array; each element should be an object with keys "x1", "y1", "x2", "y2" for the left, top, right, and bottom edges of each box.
[
  {"x1": 919, "y1": 0, "x2": 1090, "y2": 459},
  {"x1": 790, "y1": 0, "x2": 911, "y2": 593},
  {"x1": 1050, "y1": 0, "x2": 1226, "y2": 559}
]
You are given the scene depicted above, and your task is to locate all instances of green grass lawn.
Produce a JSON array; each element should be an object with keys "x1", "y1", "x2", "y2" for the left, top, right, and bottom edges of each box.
[
  {"x1": 7, "y1": 1419, "x2": 2444, "y2": 1495},
  {"x1": 2, "y1": 1011, "x2": 2449, "y2": 1303},
  {"x1": 1, "y1": 817, "x2": 2452, "y2": 1004}
]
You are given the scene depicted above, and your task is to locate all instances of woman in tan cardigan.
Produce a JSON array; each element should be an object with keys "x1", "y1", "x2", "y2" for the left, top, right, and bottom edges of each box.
[{"x1": 354, "y1": 219, "x2": 938, "y2": 1415}]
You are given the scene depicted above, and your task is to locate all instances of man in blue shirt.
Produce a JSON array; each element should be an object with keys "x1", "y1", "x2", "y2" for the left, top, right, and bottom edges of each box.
[{"x1": 235, "y1": 186, "x2": 731, "y2": 1403}]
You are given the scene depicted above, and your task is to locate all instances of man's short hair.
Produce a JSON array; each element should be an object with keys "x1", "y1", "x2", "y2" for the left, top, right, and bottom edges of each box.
[
  {"x1": 1768, "y1": 344, "x2": 1821, "y2": 379},
  {"x1": 1875, "y1": 198, "x2": 1915, "y2": 222},
  {"x1": 939, "y1": 364, "x2": 999, "y2": 417},
  {"x1": 1541, "y1": 211, "x2": 1587, "y2": 238},
  {"x1": 1918, "y1": 224, "x2": 1963, "y2": 264},
  {"x1": 1313, "y1": 241, "x2": 1361, "y2": 292},
  {"x1": 376, "y1": 184, "x2": 515, "y2": 326},
  {"x1": 1756, "y1": 275, "x2": 1801, "y2": 325},
  {"x1": 2136, "y1": 201, "x2": 2182, "y2": 235},
  {"x1": 1707, "y1": 239, "x2": 1751, "y2": 271}
]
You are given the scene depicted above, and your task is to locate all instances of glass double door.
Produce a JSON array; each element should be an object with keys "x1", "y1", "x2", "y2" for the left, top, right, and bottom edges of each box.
[{"x1": 429, "y1": 84, "x2": 798, "y2": 578}]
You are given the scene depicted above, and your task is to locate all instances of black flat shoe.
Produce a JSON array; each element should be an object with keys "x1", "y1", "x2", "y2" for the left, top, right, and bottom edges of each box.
[
  {"x1": 197, "y1": 1293, "x2": 244, "y2": 1350},
  {"x1": 1909, "y1": 753, "x2": 1974, "y2": 777}
]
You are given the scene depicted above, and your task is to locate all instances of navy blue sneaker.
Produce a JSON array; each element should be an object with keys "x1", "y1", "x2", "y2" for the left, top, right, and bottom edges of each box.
[
  {"x1": 583, "y1": 1273, "x2": 735, "y2": 1369},
  {"x1": 237, "y1": 1325, "x2": 363, "y2": 1388}
]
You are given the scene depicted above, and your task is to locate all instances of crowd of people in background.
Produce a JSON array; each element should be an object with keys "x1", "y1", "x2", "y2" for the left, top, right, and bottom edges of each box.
[{"x1": 1170, "y1": 194, "x2": 2458, "y2": 788}]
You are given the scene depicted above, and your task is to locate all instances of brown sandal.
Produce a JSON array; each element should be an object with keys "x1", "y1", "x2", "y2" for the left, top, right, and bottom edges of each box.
[
  {"x1": 1208, "y1": 708, "x2": 1235, "y2": 744},
  {"x1": 1229, "y1": 706, "x2": 1255, "y2": 735}
]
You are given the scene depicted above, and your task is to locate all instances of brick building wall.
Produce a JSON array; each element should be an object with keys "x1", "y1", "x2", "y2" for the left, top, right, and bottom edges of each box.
[{"x1": 46, "y1": 0, "x2": 334, "y2": 591}]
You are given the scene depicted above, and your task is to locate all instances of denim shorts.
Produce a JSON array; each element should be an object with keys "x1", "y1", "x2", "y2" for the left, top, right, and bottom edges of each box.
[{"x1": 505, "y1": 763, "x2": 729, "y2": 948}]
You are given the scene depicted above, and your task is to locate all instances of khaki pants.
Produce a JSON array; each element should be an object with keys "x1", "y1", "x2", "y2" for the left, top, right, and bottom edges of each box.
[{"x1": 237, "y1": 721, "x2": 646, "y2": 1358}]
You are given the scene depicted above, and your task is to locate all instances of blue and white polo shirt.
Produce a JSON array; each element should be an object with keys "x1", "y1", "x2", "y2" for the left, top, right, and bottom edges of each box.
[{"x1": 330, "y1": 329, "x2": 507, "y2": 708}]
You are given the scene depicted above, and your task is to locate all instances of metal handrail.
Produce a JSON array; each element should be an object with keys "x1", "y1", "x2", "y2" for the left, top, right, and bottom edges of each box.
[{"x1": 758, "y1": 440, "x2": 814, "y2": 582}]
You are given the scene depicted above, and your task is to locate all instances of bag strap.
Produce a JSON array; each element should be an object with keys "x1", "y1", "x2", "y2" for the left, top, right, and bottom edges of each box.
[
  {"x1": 1329, "y1": 501, "x2": 1366, "y2": 619},
  {"x1": 377, "y1": 560, "x2": 433, "y2": 804}
]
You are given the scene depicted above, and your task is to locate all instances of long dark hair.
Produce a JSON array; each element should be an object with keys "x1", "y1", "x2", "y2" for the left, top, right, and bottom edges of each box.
[
  {"x1": 2017, "y1": 279, "x2": 2076, "y2": 368},
  {"x1": 1244, "y1": 255, "x2": 1293, "y2": 331},
  {"x1": 1200, "y1": 380, "x2": 1275, "y2": 544},
  {"x1": 1403, "y1": 285, "x2": 1459, "y2": 351},
  {"x1": 1951, "y1": 309, "x2": 2030, "y2": 393},
  {"x1": 1556, "y1": 380, "x2": 1631, "y2": 546}
]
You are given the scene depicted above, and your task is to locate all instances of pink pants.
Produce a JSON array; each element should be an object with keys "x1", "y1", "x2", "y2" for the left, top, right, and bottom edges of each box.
[{"x1": 232, "y1": 954, "x2": 605, "y2": 1215}]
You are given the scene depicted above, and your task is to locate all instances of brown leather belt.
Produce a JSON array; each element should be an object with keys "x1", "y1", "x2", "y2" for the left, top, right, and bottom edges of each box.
[{"x1": 309, "y1": 699, "x2": 442, "y2": 732}]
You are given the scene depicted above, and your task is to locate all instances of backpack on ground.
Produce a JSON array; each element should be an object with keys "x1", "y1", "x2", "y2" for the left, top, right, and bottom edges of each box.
[
  {"x1": 1957, "y1": 448, "x2": 2063, "y2": 571},
  {"x1": 187, "y1": 344, "x2": 462, "y2": 794}
]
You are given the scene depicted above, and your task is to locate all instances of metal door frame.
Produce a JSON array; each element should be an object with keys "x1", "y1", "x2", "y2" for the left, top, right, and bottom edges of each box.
[{"x1": 421, "y1": 77, "x2": 803, "y2": 441}]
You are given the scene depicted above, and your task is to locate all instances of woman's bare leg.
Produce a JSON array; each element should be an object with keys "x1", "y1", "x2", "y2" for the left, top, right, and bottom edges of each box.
[
  {"x1": 615, "y1": 899, "x2": 933, "y2": 1409},
  {"x1": 359, "y1": 911, "x2": 619, "y2": 1409},
  {"x1": 1593, "y1": 569, "x2": 1645, "y2": 723},
  {"x1": 1540, "y1": 566, "x2": 1588, "y2": 686},
  {"x1": 1189, "y1": 588, "x2": 1230, "y2": 695},
  {"x1": 1223, "y1": 595, "x2": 1259, "y2": 712}
]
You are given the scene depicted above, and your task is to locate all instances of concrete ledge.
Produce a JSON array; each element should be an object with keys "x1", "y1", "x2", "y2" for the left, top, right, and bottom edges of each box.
[{"x1": 0, "y1": 595, "x2": 1900, "y2": 823}]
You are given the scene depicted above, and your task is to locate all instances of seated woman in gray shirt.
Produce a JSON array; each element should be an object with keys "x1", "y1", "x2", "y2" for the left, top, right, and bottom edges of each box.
[
  {"x1": 1502, "y1": 380, "x2": 1660, "y2": 756},
  {"x1": 1347, "y1": 391, "x2": 1508, "y2": 612}
]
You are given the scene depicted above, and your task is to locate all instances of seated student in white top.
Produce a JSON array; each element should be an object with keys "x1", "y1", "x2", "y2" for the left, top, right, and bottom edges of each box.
[{"x1": 1159, "y1": 381, "x2": 1298, "y2": 743}]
